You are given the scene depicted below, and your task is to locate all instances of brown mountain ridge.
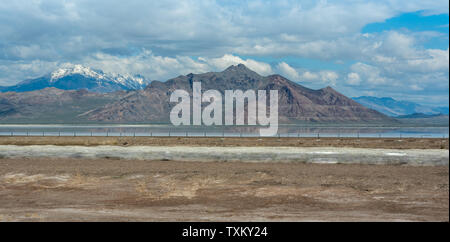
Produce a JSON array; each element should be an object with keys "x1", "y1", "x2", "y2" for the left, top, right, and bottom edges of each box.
[{"x1": 80, "y1": 64, "x2": 393, "y2": 124}]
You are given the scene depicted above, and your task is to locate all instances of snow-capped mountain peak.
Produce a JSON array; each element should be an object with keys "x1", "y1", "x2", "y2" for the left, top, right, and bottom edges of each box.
[
  {"x1": 1, "y1": 64, "x2": 151, "y2": 93},
  {"x1": 49, "y1": 64, "x2": 151, "y2": 90},
  {"x1": 50, "y1": 64, "x2": 106, "y2": 81}
]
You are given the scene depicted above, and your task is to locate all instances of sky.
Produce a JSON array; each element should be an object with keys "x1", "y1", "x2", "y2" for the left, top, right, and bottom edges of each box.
[{"x1": 0, "y1": 0, "x2": 448, "y2": 106}]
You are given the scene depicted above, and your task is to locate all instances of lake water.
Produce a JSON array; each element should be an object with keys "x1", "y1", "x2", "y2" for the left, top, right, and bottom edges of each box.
[{"x1": 0, "y1": 124, "x2": 448, "y2": 138}]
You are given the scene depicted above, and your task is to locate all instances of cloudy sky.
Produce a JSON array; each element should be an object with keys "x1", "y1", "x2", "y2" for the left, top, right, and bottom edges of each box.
[{"x1": 0, "y1": 0, "x2": 448, "y2": 106}]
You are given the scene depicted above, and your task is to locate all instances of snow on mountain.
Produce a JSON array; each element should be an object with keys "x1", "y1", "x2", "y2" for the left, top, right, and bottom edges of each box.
[
  {"x1": 0, "y1": 65, "x2": 151, "y2": 93},
  {"x1": 50, "y1": 65, "x2": 106, "y2": 81},
  {"x1": 50, "y1": 64, "x2": 149, "y2": 89}
]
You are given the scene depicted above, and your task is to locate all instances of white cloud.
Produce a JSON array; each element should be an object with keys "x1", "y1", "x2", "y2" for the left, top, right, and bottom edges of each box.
[
  {"x1": 301, "y1": 71, "x2": 320, "y2": 81},
  {"x1": 380, "y1": 31, "x2": 417, "y2": 59},
  {"x1": 1, "y1": 0, "x2": 448, "y2": 61},
  {"x1": 0, "y1": 60, "x2": 59, "y2": 85},
  {"x1": 350, "y1": 62, "x2": 387, "y2": 85},
  {"x1": 83, "y1": 52, "x2": 273, "y2": 81},
  {"x1": 298, "y1": 70, "x2": 339, "y2": 86},
  {"x1": 405, "y1": 48, "x2": 449, "y2": 72},
  {"x1": 346, "y1": 72, "x2": 361, "y2": 85},
  {"x1": 204, "y1": 54, "x2": 273, "y2": 76},
  {"x1": 319, "y1": 71, "x2": 339, "y2": 86},
  {"x1": 276, "y1": 62, "x2": 300, "y2": 81},
  {"x1": 410, "y1": 84, "x2": 423, "y2": 91}
]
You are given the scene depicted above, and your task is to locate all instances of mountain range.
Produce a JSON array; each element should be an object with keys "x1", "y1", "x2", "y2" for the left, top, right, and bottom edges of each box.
[
  {"x1": 0, "y1": 64, "x2": 394, "y2": 124},
  {"x1": 0, "y1": 65, "x2": 151, "y2": 93},
  {"x1": 80, "y1": 64, "x2": 393, "y2": 123},
  {"x1": 352, "y1": 96, "x2": 449, "y2": 117}
]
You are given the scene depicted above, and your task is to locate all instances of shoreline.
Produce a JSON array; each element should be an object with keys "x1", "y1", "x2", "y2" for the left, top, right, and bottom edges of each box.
[{"x1": 0, "y1": 136, "x2": 448, "y2": 149}]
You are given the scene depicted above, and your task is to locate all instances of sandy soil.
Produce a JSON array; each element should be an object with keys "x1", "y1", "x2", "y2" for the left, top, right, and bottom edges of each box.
[
  {"x1": 0, "y1": 136, "x2": 448, "y2": 149},
  {"x1": 0, "y1": 157, "x2": 448, "y2": 222}
]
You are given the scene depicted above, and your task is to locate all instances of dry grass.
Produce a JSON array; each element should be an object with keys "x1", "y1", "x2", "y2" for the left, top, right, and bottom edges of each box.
[
  {"x1": 0, "y1": 172, "x2": 100, "y2": 190},
  {"x1": 134, "y1": 175, "x2": 220, "y2": 200}
]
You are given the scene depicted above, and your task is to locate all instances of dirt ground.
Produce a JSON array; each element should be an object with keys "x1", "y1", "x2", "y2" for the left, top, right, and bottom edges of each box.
[
  {"x1": 0, "y1": 157, "x2": 448, "y2": 221},
  {"x1": 0, "y1": 136, "x2": 448, "y2": 149}
]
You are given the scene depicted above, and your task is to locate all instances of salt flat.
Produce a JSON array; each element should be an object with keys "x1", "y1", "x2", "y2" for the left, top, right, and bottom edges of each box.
[{"x1": 0, "y1": 145, "x2": 448, "y2": 166}]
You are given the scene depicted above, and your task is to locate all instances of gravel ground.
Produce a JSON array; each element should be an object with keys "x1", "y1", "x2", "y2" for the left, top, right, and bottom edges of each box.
[{"x1": 0, "y1": 157, "x2": 448, "y2": 221}]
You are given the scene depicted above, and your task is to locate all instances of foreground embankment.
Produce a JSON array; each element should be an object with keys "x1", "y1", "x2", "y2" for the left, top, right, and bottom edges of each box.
[
  {"x1": 0, "y1": 158, "x2": 448, "y2": 221},
  {"x1": 0, "y1": 136, "x2": 448, "y2": 149}
]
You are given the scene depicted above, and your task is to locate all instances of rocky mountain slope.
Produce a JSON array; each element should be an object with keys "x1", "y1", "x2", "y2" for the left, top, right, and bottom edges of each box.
[{"x1": 81, "y1": 64, "x2": 393, "y2": 124}]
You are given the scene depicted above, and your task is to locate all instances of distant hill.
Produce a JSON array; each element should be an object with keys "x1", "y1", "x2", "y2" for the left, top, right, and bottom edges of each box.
[
  {"x1": 396, "y1": 113, "x2": 445, "y2": 119},
  {"x1": 352, "y1": 96, "x2": 449, "y2": 117},
  {"x1": 0, "y1": 88, "x2": 127, "y2": 123},
  {"x1": 0, "y1": 65, "x2": 151, "y2": 93},
  {"x1": 396, "y1": 113, "x2": 449, "y2": 126}
]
